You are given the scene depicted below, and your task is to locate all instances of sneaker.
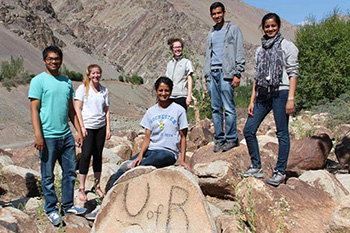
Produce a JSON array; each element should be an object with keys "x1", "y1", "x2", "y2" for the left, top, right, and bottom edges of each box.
[
  {"x1": 213, "y1": 141, "x2": 225, "y2": 153},
  {"x1": 66, "y1": 205, "x2": 87, "y2": 215},
  {"x1": 222, "y1": 139, "x2": 239, "y2": 152},
  {"x1": 47, "y1": 211, "x2": 61, "y2": 226},
  {"x1": 119, "y1": 160, "x2": 133, "y2": 172},
  {"x1": 240, "y1": 166, "x2": 264, "y2": 178},
  {"x1": 85, "y1": 205, "x2": 101, "y2": 221},
  {"x1": 266, "y1": 171, "x2": 286, "y2": 186}
]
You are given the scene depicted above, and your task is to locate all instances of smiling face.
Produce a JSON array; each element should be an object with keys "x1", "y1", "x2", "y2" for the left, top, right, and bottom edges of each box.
[
  {"x1": 44, "y1": 51, "x2": 62, "y2": 75},
  {"x1": 156, "y1": 82, "x2": 171, "y2": 102},
  {"x1": 171, "y1": 41, "x2": 183, "y2": 57},
  {"x1": 88, "y1": 67, "x2": 102, "y2": 84},
  {"x1": 263, "y1": 18, "x2": 280, "y2": 38},
  {"x1": 210, "y1": 6, "x2": 225, "y2": 25}
]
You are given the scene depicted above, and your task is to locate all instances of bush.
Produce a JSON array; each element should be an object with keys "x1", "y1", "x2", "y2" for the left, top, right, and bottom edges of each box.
[
  {"x1": 234, "y1": 85, "x2": 252, "y2": 108},
  {"x1": 60, "y1": 64, "x2": 83, "y2": 81},
  {"x1": 129, "y1": 75, "x2": 143, "y2": 85},
  {"x1": 0, "y1": 56, "x2": 32, "y2": 90},
  {"x1": 295, "y1": 12, "x2": 350, "y2": 110},
  {"x1": 118, "y1": 75, "x2": 124, "y2": 82}
]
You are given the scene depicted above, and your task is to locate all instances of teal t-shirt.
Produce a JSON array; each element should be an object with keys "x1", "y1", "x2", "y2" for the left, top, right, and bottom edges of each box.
[{"x1": 28, "y1": 72, "x2": 74, "y2": 138}]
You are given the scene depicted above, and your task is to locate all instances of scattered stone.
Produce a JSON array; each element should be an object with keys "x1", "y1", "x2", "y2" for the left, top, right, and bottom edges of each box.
[
  {"x1": 63, "y1": 215, "x2": 91, "y2": 233},
  {"x1": 102, "y1": 147, "x2": 123, "y2": 164},
  {"x1": 0, "y1": 155, "x2": 14, "y2": 167},
  {"x1": 236, "y1": 177, "x2": 334, "y2": 233},
  {"x1": 334, "y1": 124, "x2": 350, "y2": 140},
  {"x1": 92, "y1": 166, "x2": 217, "y2": 233},
  {"x1": 24, "y1": 197, "x2": 43, "y2": 215},
  {"x1": 327, "y1": 195, "x2": 350, "y2": 233},
  {"x1": 299, "y1": 170, "x2": 348, "y2": 202},
  {"x1": 115, "y1": 130, "x2": 138, "y2": 142},
  {"x1": 132, "y1": 135, "x2": 144, "y2": 156},
  {"x1": 335, "y1": 174, "x2": 350, "y2": 193},
  {"x1": 188, "y1": 125, "x2": 213, "y2": 151},
  {"x1": 0, "y1": 206, "x2": 38, "y2": 232},
  {"x1": 215, "y1": 214, "x2": 250, "y2": 233},
  {"x1": 335, "y1": 134, "x2": 350, "y2": 168},
  {"x1": 11, "y1": 144, "x2": 40, "y2": 173}
]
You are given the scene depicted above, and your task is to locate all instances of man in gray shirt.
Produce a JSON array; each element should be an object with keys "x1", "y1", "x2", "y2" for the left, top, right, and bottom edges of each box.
[{"x1": 204, "y1": 2, "x2": 245, "y2": 152}]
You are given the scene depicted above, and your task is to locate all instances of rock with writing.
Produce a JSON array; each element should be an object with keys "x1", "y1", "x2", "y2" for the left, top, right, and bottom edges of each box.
[
  {"x1": 236, "y1": 177, "x2": 334, "y2": 233},
  {"x1": 299, "y1": 170, "x2": 349, "y2": 202},
  {"x1": 190, "y1": 145, "x2": 275, "y2": 199},
  {"x1": 335, "y1": 134, "x2": 350, "y2": 168},
  {"x1": 0, "y1": 206, "x2": 38, "y2": 232},
  {"x1": 327, "y1": 195, "x2": 350, "y2": 233},
  {"x1": 92, "y1": 166, "x2": 217, "y2": 233},
  {"x1": 0, "y1": 165, "x2": 41, "y2": 198}
]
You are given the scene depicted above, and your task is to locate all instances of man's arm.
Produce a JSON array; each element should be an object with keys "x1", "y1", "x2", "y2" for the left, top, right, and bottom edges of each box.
[
  {"x1": 30, "y1": 98, "x2": 44, "y2": 151},
  {"x1": 68, "y1": 99, "x2": 83, "y2": 147}
]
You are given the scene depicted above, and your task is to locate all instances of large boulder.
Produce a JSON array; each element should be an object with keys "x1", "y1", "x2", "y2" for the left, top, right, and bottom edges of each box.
[
  {"x1": 0, "y1": 207, "x2": 38, "y2": 232},
  {"x1": 0, "y1": 165, "x2": 41, "y2": 198},
  {"x1": 132, "y1": 135, "x2": 145, "y2": 156},
  {"x1": 63, "y1": 215, "x2": 91, "y2": 233},
  {"x1": 335, "y1": 174, "x2": 350, "y2": 193},
  {"x1": 335, "y1": 134, "x2": 350, "y2": 168},
  {"x1": 236, "y1": 177, "x2": 335, "y2": 233},
  {"x1": 102, "y1": 148, "x2": 122, "y2": 164},
  {"x1": 327, "y1": 195, "x2": 350, "y2": 233},
  {"x1": 299, "y1": 170, "x2": 349, "y2": 202},
  {"x1": 11, "y1": 144, "x2": 40, "y2": 173},
  {"x1": 187, "y1": 125, "x2": 213, "y2": 152},
  {"x1": 215, "y1": 215, "x2": 251, "y2": 233},
  {"x1": 265, "y1": 134, "x2": 332, "y2": 174},
  {"x1": 190, "y1": 145, "x2": 276, "y2": 200},
  {"x1": 92, "y1": 166, "x2": 217, "y2": 233}
]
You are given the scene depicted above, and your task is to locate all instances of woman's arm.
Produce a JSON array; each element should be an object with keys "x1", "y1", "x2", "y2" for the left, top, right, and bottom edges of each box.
[
  {"x1": 179, "y1": 128, "x2": 191, "y2": 170},
  {"x1": 286, "y1": 77, "x2": 297, "y2": 115},
  {"x1": 104, "y1": 106, "x2": 111, "y2": 140},
  {"x1": 247, "y1": 80, "x2": 256, "y2": 117},
  {"x1": 186, "y1": 74, "x2": 193, "y2": 106},
  {"x1": 132, "y1": 129, "x2": 151, "y2": 168},
  {"x1": 74, "y1": 99, "x2": 87, "y2": 138}
]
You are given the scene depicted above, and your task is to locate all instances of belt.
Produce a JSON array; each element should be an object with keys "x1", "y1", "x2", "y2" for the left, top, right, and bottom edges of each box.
[{"x1": 211, "y1": 68, "x2": 222, "y2": 73}]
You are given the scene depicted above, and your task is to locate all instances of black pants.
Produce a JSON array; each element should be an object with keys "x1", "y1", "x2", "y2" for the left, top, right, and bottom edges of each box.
[
  {"x1": 171, "y1": 97, "x2": 187, "y2": 111},
  {"x1": 79, "y1": 126, "x2": 106, "y2": 174}
]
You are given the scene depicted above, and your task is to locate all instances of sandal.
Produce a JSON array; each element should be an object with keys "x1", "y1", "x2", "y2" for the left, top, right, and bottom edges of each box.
[
  {"x1": 94, "y1": 186, "x2": 104, "y2": 198},
  {"x1": 79, "y1": 188, "x2": 88, "y2": 202}
]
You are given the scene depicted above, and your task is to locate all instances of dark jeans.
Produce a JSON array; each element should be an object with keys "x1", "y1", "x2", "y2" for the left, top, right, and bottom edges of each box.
[
  {"x1": 207, "y1": 70, "x2": 237, "y2": 143},
  {"x1": 79, "y1": 126, "x2": 106, "y2": 174},
  {"x1": 243, "y1": 91, "x2": 290, "y2": 173},
  {"x1": 106, "y1": 149, "x2": 176, "y2": 192},
  {"x1": 40, "y1": 133, "x2": 76, "y2": 214}
]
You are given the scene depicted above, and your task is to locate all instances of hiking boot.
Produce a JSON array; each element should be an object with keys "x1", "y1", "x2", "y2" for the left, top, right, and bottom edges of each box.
[
  {"x1": 240, "y1": 166, "x2": 264, "y2": 178},
  {"x1": 66, "y1": 205, "x2": 87, "y2": 215},
  {"x1": 119, "y1": 160, "x2": 133, "y2": 172},
  {"x1": 266, "y1": 171, "x2": 286, "y2": 187},
  {"x1": 85, "y1": 205, "x2": 101, "y2": 221},
  {"x1": 222, "y1": 139, "x2": 239, "y2": 152},
  {"x1": 47, "y1": 210, "x2": 61, "y2": 226},
  {"x1": 213, "y1": 141, "x2": 225, "y2": 153}
]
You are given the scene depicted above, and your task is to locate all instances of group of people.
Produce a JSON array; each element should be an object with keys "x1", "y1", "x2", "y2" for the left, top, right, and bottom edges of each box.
[{"x1": 28, "y1": 1, "x2": 298, "y2": 226}]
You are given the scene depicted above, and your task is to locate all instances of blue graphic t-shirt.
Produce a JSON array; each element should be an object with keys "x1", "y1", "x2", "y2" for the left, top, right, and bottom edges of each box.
[{"x1": 140, "y1": 102, "x2": 188, "y2": 159}]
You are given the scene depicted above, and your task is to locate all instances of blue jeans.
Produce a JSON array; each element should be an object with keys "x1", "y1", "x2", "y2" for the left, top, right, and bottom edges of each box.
[
  {"x1": 207, "y1": 70, "x2": 237, "y2": 143},
  {"x1": 106, "y1": 149, "x2": 176, "y2": 192},
  {"x1": 243, "y1": 91, "x2": 290, "y2": 173},
  {"x1": 40, "y1": 133, "x2": 76, "y2": 214}
]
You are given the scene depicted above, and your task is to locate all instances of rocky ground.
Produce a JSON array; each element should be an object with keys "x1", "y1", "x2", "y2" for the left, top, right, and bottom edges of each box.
[{"x1": 0, "y1": 111, "x2": 350, "y2": 232}]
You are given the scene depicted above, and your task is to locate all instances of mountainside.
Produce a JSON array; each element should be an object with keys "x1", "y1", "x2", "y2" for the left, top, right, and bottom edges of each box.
[{"x1": 0, "y1": 0, "x2": 296, "y2": 82}]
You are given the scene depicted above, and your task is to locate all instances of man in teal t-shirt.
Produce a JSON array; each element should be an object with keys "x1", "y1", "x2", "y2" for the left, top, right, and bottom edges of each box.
[{"x1": 28, "y1": 46, "x2": 86, "y2": 225}]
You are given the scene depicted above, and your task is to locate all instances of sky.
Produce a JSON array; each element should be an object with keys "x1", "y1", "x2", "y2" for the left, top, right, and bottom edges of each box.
[{"x1": 242, "y1": 0, "x2": 350, "y2": 25}]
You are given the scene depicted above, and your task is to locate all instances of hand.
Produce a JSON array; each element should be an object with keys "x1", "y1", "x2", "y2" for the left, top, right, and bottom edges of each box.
[
  {"x1": 132, "y1": 155, "x2": 143, "y2": 168},
  {"x1": 81, "y1": 127, "x2": 88, "y2": 139},
  {"x1": 232, "y1": 76, "x2": 241, "y2": 88},
  {"x1": 76, "y1": 133, "x2": 83, "y2": 148},
  {"x1": 180, "y1": 161, "x2": 192, "y2": 172},
  {"x1": 286, "y1": 99, "x2": 295, "y2": 115},
  {"x1": 34, "y1": 135, "x2": 45, "y2": 151},
  {"x1": 247, "y1": 102, "x2": 254, "y2": 117},
  {"x1": 186, "y1": 96, "x2": 192, "y2": 106},
  {"x1": 106, "y1": 130, "x2": 111, "y2": 140}
]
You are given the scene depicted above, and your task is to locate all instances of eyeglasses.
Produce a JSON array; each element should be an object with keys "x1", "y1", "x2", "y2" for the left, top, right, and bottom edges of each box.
[
  {"x1": 45, "y1": 57, "x2": 61, "y2": 62},
  {"x1": 173, "y1": 46, "x2": 182, "y2": 49}
]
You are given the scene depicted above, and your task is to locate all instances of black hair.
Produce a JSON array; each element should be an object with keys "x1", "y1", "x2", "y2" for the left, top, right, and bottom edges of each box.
[
  {"x1": 167, "y1": 38, "x2": 184, "y2": 50},
  {"x1": 261, "y1": 13, "x2": 281, "y2": 29},
  {"x1": 210, "y1": 2, "x2": 225, "y2": 14},
  {"x1": 154, "y1": 76, "x2": 173, "y2": 93},
  {"x1": 42, "y1": 46, "x2": 63, "y2": 60}
]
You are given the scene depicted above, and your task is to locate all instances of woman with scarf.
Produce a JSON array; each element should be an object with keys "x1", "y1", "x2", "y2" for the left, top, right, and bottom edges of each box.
[{"x1": 241, "y1": 13, "x2": 299, "y2": 186}]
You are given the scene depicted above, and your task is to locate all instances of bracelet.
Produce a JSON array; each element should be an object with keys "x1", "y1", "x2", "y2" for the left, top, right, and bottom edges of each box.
[{"x1": 288, "y1": 97, "x2": 294, "y2": 101}]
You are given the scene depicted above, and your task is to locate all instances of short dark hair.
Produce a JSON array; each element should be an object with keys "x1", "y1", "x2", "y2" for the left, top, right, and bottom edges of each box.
[
  {"x1": 210, "y1": 2, "x2": 225, "y2": 14},
  {"x1": 154, "y1": 76, "x2": 173, "y2": 93},
  {"x1": 261, "y1": 13, "x2": 281, "y2": 29},
  {"x1": 167, "y1": 38, "x2": 184, "y2": 50},
  {"x1": 42, "y1": 46, "x2": 63, "y2": 60}
]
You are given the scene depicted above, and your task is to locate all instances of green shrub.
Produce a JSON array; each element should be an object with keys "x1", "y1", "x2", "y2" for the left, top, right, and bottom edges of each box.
[
  {"x1": 60, "y1": 64, "x2": 83, "y2": 81},
  {"x1": 295, "y1": 12, "x2": 350, "y2": 110},
  {"x1": 118, "y1": 75, "x2": 124, "y2": 82},
  {"x1": 235, "y1": 85, "x2": 252, "y2": 108},
  {"x1": 129, "y1": 75, "x2": 143, "y2": 85},
  {"x1": 0, "y1": 56, "x2": 32, "y2": 90}
]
